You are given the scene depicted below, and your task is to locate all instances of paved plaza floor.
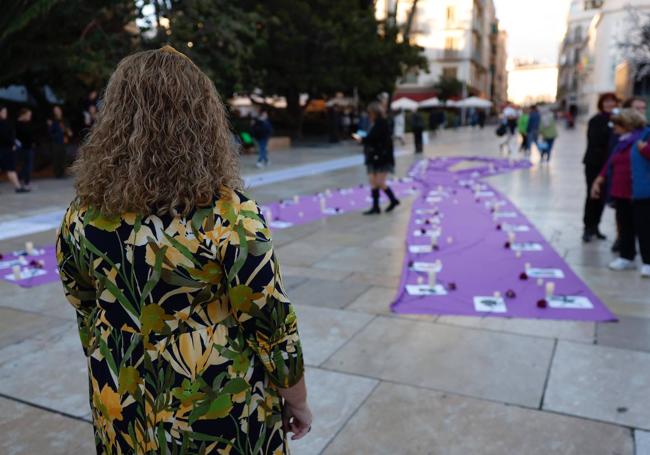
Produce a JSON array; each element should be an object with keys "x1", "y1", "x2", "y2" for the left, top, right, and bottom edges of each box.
[{"x1": 1, "y1": 125, "x2": 649, "y2": 454}]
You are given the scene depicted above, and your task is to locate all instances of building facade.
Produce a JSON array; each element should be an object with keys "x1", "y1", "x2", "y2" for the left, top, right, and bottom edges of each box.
[
  {"x1": 490, "y1": 26, "x2": 508, "y2": 108},
  {"x1": 508, "y1": 62, "x2": 559, "y2": 106},
  {"x1": 556, "y1": 0, "x2": 602, "y2": 115},
  {"x1": 568, "y1": 0, "x2": 650, "y2": 116},
  {"x1": 376, "y1": 0, "x2": 505, "y2": 103}
]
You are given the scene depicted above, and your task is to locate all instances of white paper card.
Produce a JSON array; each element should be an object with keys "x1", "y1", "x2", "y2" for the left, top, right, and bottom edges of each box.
[
  {"x1": 409, "y1": 245, "x2": 433, "y2": 254},
  {"x1": 406, "y1": 284, "x2": 447, "y2": 296},
  {"x1": 416, "y1": 208, "x2": 438, "y2": 215},
  {"x1": 426, "y1": 196, "x2": 442, "y2": 204},
  {"x1": 511, "y1": 242, "x2": 543, "y2": 252},
  {"x1": 527, "y1": 268, "x2": 565, "y2": 279},
  {"x1": 322, "y1": 208, "x2": 343, "y2": 215},
  {"x1": 0, "y1": 259, "x2": 23, "y2": 270},
  {"x1": 502, "y1": 223, "x2": 530, "y2": 232},
  {"x1": 473, "y1": 296, "x2": 508, "y2": 313},
  {"x1": 494, "y1": 212, "x2": 517, "y2": 219},
  {"x1": 413, "y1": 229, "x2": 442, "y2": 238},
  {"x1": 411, "y1": 262, "x2": 443, "y2": 273},
  {"x1": 547, "y1": 296, "x2": 593, "y2": 309},
  {"x1": 475, "y1": 191, "x2": 495, "y2": 197},
  {"x1": 269, "y1": 221, "x2": 294, "y2": 229},
  {"x1": 4, "y1": 268, "x2": 47, "y2": 281}
]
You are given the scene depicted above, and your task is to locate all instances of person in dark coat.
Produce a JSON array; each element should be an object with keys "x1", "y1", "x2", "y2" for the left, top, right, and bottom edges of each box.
[
  {"x1": 355, "y1": 101, "x2": 400, "y2": 215},
  {"x1": 48, "y1": 105, "x2": 73, "y2": 178},
  {"x1": 411, "y1": 110, "x2": 425, "y2": 153},
  {"x1": 582, "y1": 92, "x2": 618, "y2": 242},
  {"x1": 0, "y1": 105, "x2": 29, "y2": 192},
  {"x1": 15, "y1": 108, "x2": 36, "y2": 189}
]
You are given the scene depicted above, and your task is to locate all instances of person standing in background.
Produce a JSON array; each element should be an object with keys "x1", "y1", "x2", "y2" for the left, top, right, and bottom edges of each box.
[
  {"x1": 252, "y1": 108, "x2": 273, "y2": 168},
  {"x1": 48, "y1": 106, "x2": 73, "y2": 178},
  {"x1": 518, "y1": 107, "x2": 530, "y2": 155},
  {"x1": 582, "y1": 92, "x2": 618, "y2": 243},
  {"x1": 393, "y1": 109, "x2": 405, "y2": 145},
  {"x1": 539, "y1": 108, "x2": 558, "y2": 162},
  {"x1": 623, "y1": 96, "x2": 648, "y2": 119},
  {"x1": 15, "y1": 108, "x2": 35, "y2": 190},
  {"x1": 526, "y1": 104, "x2": 541, "y2": 154},
  {"x1": 0, "y1": 105, "x2": 29, "y2": 192},
  {"x1": 591, "y1": 109, "x2": 648, "y2": 276},
  {"x1": 411, "y1": 109, "x2": 425, "y2": 154},
  {"x1": 477, "y1": 109, "x2": 486, "y2": 129}
]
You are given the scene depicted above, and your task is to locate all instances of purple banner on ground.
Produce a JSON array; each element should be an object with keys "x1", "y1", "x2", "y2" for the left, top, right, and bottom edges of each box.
[
  {"x1": 391, "y1": 157, "x2": 617, "y2": 322},
  {"x1": 0, "y1": 244, "x2": 59, "y2": 288}
]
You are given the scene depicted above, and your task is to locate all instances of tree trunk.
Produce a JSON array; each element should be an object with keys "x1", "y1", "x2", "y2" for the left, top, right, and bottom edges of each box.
[{"x1": 286, "y1": 89, "x2": 304, "y2": 139}]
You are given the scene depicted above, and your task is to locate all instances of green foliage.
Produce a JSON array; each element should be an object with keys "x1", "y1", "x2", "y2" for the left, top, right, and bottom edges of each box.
[
  {"x1": 434, "y1": 75, "x2": 464, "y2": 101},
  {"x1": 147, "y1": 0, "x2": 262, "y2": 96}
]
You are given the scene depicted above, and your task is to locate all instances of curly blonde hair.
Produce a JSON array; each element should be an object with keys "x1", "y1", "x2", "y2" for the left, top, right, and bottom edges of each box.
[{"x1": 73, "y1": 47, "x2": 242, "y2": 217}]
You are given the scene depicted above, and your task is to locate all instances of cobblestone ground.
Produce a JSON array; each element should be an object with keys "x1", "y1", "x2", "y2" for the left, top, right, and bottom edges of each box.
[{"x1": 1, "y1": 125, "x2": 649, "y2": 455}]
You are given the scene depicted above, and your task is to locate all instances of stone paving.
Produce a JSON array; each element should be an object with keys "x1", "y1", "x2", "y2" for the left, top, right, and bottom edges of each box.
[{"x1": 1, "y1": 125, "x2": 649, "y2": 454}]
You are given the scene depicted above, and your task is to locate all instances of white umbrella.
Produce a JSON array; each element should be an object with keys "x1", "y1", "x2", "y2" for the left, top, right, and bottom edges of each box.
[
  {"x1": 391, "y1": 97, "x2": 419, "y2": 111},
  {"x1": 455, "y1": 97, "x2": 493, "y2": 108},
  {"x1": 419, "y1": 97, "x2": 441, "y2": 108}
]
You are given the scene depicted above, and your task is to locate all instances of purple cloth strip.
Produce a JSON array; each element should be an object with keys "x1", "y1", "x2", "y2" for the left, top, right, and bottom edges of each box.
[
  {"x1": 391, "y1": 157, "x2": 617, "y2": 322},
  {"x1": 0, "y1": 245, "x2": 59, "y2": 288}
]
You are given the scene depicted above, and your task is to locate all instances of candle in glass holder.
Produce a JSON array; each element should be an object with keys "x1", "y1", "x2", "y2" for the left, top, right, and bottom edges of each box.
[
  {"x1": 320, "y1": 198, "x2": 326, "y2": 212},
  {"x1": 293, "y1": 195, "x2": 299, "y2": 204},
  {"x1": 25, "y1": 241, "x2": 34, "y2": 255},
  {"x1": 525, "y1": 262, "x2": 531, "y2": 271},
  {"x1": 12, "y1": 265, "x2": 21, "y2": 281},
  {"x1": 507, "y1": 232, "x2": 515, "y2": 244},
  {"x1": 428, "y1": 270, "x2": 437, "y2": 288},
  {"x1": 545, "y1": 281, "x2": 555, "y2": 299}
]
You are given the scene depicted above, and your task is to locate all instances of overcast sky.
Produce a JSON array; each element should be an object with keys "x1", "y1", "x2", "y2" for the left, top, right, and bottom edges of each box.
[{"x1": 493, "y1": 0, "x2": 571, "y2": 64}]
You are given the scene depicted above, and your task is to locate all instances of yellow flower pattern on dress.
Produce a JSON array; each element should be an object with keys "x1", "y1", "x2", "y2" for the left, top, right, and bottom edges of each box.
[{"x1": 57, "y1": 190, "x2": 304, "y2": 454}]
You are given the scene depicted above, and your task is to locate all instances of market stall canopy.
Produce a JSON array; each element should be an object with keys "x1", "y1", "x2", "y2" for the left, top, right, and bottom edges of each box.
[
  {"x1": 419, "y1": 97, "x2": 442, "y2": 108},
  {"x1": 455, "y1": 97, "x2": 493, "y2": 108},
  {"x1": 391, "y1": 97, "x2": 419, "y2": 111}
]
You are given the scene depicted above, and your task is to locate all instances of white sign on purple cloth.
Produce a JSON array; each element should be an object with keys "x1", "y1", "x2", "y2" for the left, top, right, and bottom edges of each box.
[
  {"x1": 4, "y1": 268, "x2": 48, "y2": 281},
  {"x1": 409, "y1": 245, "x2": 433, "y2": 254},
  {"x1": 527, "y1": 268, "x2": 565, "y2": 279},
  {"x1": 473, "y1": 296, "x2": 508, "y2": 313},
  {"x1": 411, "y1": 262, "x2": 443, "y2": 273},
  {"x1": 548, "y1": 296, "x2": 593, "y2": 309},
  {"x1": 511, "y1": 242, "x2": 543, "y2": 252},
  {"x1": 406, "y1": 284, "x2": 447, "y2": 296}
]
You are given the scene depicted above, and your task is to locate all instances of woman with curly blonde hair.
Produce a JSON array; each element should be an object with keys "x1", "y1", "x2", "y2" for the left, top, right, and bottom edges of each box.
[{"x1": 56, "y1": 47, "x2": 311, "y2": 454}]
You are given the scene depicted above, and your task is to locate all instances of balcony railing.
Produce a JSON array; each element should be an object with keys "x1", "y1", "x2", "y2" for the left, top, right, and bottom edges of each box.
[{"x1": 440, "y1": 49, "x2": 464, "y2": 60}]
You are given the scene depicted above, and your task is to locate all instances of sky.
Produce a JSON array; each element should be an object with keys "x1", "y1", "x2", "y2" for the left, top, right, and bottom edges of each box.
[{"x1": 493, "y1": 0, "x2": 571, "y2": 65}]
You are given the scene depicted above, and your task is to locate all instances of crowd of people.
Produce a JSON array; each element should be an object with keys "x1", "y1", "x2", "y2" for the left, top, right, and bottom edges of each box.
[
  {"x1": 498, "y1": 103, "x2": 558, "y2": 160},
  {"x1": 0, "y1": 90, "x2": 99, "y2": 192},
  {"x1": 582, "y1": 93, "x2": 650, "y2": 278}
]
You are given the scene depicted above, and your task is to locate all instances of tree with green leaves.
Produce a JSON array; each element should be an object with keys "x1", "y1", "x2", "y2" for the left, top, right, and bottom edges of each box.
[{"x1": 434, "y1": 75, "x2": 464, "y2": 102}]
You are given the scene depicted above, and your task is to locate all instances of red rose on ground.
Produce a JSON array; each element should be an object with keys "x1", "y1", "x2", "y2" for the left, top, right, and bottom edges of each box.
[{"x1": 537, "y1": 299, "x2": 548, "y2": 308}]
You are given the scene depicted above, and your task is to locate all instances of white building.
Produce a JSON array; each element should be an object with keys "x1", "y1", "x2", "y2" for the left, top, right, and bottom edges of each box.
[
  {"x1": 580, "y1": 0, "x2": 650, "y2": 116},
  {"x1": 376, "y1": 0, "x2": 502, "y2": 102},
  {"x1": 556, "y1": 0, "x2": 602, "y2": 114},
  {"x1": 508, "y1": 62, "x2": 559, "y2": 106}
]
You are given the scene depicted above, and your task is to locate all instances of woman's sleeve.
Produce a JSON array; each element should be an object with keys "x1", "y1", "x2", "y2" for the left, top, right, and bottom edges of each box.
[
  {"x1": 639, "y1": 142, "x2": 650, "y2": 160},
  {"x1": 219, "y1": 196, "x2": 304, "y2": 388},
  {"x1": 56, "y1": 206, "x2": 98, "y2": 353}
]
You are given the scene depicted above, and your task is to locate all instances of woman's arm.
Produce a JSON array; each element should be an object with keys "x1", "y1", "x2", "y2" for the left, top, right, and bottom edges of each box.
[{"x1": 278, "y1": 376, "x2": 312, "y2": 440}]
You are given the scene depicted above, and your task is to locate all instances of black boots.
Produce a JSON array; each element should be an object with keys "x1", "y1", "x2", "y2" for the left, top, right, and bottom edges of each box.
[
  {"x1": 364, "y1": 187, "x2": 400, "y2": 215},
  {"x1": 384, "y1": 187, "x2": 400, "y2": 212},
  {"x1": 363, "y1": 188, "x2": 381, "y2": 215}
]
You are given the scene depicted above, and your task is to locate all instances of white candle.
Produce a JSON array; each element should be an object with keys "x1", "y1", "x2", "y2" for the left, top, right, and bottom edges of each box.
[
  {"x1": 431, "y1": 234, "x2": 438, "y2": 247},
  {"x1": 545, "y1": 281, "x2": 555, "y2": 298},
  {"x1": 525, "y1": 262, "x2": 531, "y2": 271},
  {"x1": 434, "y1": 259, "x2": 442, "y2": 271},
  {"x1": 18, "y1": 256, "x2": 27, "y2": 265},
  {"x1": 417, "y1": 276, "x2": 424, "y2": 284},
  {"x1": 12, "y1": 265, "x2": 21, "y2": 281},
  {"x1": 25, "y1": 241, "x2": 34, "y2": 255},
  {"x1": 446, "y1": 236, "x2": 453, "y2": 244},
  {"x1": 428, "y1": 270, "x2": 437, "y2": 288},
  {"x1": 515, "y1": 251, "x2": 522, "y2": 258},
  {"x1": 293, "y1": 195, "x2": 299, "y2": 203},
  {"x1": 494, "y1": 291, "x2": 501, "y2": 298},
  {"x1": 508, "y1": 232, "x2": 515, "y2": 243},
  {"x1": 320, "y1": 198, "x2": 326, "y2": 212},
  {"x1": 325, "y1": 189, "x2": 332, "y2": 197},
  {"x1": 265, "y1": 209, "x2": 273, "y2": 221},
  {"x1": 537, "y1": 278, "x2": 544, "y2": 287}
]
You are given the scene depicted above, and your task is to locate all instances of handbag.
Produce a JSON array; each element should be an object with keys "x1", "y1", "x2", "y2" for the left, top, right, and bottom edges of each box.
[{"x1": 495, "y1": 123, "x2": 507, "y2": 137}]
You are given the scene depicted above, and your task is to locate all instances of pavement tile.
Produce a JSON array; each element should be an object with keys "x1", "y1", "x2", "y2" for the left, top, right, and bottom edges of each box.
[
  {"x1": 289, "y1": 367, "x2": 377, "y2": 455},
  {"x1": 323, "y1": 382, "x2": 633, "y2": 455},
  {"x1": 596, "y1": 316, "x2": 650, "y2": 353},
  {"x1": 636, "y1": 430, "x2": 650, "y2": 455},
  {"x1": 323, "y1": 316, "x2": 554, "y2": 407},
  {"x1": 544, "y1": 341, "x2": 650, "y2": 430},
  {"x1": 0, "y1": 307, "x2": 68, "y2": 349},
  {"x1": 293, "y1": 304, "x2": 374, "y2": 366},
  {"x1": 289, "y1": 278, "x2": 370, "y2": 309},
  {"x1": 0, "y1": 397, "x2": 94, "y2": 455}
]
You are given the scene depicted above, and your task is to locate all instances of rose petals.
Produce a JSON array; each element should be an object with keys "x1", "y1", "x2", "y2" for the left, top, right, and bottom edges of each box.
[{"x1": 537, "y1": 299, "x2": 548, "y2": 308}]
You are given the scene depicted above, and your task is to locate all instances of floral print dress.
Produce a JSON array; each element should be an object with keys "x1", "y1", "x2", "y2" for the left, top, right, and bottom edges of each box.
[{"x1": 56, "y1": 190, "x2": 304, "y2": 454}]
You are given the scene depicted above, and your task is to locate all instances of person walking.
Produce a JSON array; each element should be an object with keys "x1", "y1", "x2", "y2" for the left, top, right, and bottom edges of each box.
[
  {"x1": 48, "y1": 106, "x2": 72, "y2": 178},
  {"x1": 591, "y1": 109, "x2": 649, "y2": 276},
  {"x1": 252, "y1": 108, "x2": 273, "y2": 168},
  {"x1": 582, "y1": 92, "x2": 618, "y2": 243},
  {"x1": 518, "y1": 107, "x2": 530, "y2": 155},
  {"x1": 0, "y1": 105, "x2": 29, "y2": 192},
  {"x1": 15, "y1": 107, "x2": 36, "y2": 190},
  {"x1": 539, "y1": 108, "x2": 558, "y2": 162},
  {"x1": 499, "y1": 104, "x2": 519, "y2": 155},
  {"x1": 393, "y1": 109, "x2": 406, "y2": 145},
  {"x1": 56, "y1": 47, "x2": 311, "y2": 454},
  {"x1": 356, "y1": 101, "x2": 400, "y2": 215},
  {"x1": 526, "y1": 104, "x2": 541, "y2": 153},
  {"x1": 411, "y1": 109, "x2": 425, "y2": 153}
]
